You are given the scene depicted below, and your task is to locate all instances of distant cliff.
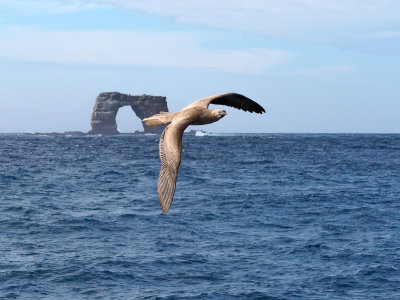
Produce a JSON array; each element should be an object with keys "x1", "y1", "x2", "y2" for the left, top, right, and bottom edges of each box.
[{"x1": 88, "y1": 92, "x2": 169, "y2": 135}]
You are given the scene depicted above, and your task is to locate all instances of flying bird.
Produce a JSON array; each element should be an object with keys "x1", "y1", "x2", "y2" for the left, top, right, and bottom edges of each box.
[{"x1": 142, "y1": 93, "x2": 266, "y2": 214}]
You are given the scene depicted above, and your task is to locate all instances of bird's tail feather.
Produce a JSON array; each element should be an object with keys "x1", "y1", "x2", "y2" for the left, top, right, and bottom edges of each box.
[{"x1": 142, "y1": 112, "x2": 174, "y2": 126}]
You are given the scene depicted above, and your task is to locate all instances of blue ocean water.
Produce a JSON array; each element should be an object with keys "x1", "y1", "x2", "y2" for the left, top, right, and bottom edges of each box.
[{"x1": 1, "y1": 133, "x2": 399, "y2": 299}]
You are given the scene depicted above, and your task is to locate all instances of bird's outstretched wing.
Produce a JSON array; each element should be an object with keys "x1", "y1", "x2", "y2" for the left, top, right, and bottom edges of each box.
[
  {"x1": 187, "y1": 92, "x2": 266, "y2": 114},
  {"x1": 157, "y1": 124, "x2": 184, "y2": 214}
]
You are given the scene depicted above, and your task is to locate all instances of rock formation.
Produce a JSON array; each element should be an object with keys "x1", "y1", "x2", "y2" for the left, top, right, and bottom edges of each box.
[{"x1": 89, "y1": 92, "x2": 169, "y2": 135}]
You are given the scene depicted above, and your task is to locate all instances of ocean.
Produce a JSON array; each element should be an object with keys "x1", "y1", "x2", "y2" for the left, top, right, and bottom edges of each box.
[{"x1": 1, "y1": 133, "x2": 399, "y2": 299}]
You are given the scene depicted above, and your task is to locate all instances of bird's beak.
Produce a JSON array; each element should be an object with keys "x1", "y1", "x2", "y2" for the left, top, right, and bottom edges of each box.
[{"x1": 219, "y1": 111, "x2": 227, "y2": 117}]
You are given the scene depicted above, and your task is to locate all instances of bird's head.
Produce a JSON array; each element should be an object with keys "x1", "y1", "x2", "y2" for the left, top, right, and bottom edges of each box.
[{"x1": 216, "y1": 109, "x2": 227, "y2": 119}]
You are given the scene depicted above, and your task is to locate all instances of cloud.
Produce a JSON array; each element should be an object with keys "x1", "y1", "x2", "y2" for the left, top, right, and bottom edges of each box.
[
  {"x1": 4, "y1": 1, "x2": 400, "y2": 54},
  {"x1": 0, "y1": 27, "x2": 293, "y2": 73},
  {"x1": 24, "y1": 0, "x2": 400, "y2": 44}
]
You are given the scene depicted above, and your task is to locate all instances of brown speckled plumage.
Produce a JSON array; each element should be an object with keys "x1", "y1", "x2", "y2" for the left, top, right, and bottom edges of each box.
[{"x1": 142, "y1": 93, "x2": 266, "y2": 214}]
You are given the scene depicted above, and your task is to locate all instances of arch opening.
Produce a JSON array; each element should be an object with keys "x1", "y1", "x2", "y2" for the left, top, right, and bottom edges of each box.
[{"x1": 116, "y1": 106, "x2": 143, "y2": 133}]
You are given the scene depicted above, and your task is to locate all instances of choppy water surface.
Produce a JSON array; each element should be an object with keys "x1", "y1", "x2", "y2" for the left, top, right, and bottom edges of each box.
[{"x1": 1, "y1": 134, "x2": 400, "y2": 299}]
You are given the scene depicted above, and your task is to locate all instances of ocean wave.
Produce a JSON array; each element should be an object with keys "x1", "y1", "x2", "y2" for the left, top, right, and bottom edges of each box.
[{"x1": 1, "y1": 134, "x2": 400, "y2": 299}]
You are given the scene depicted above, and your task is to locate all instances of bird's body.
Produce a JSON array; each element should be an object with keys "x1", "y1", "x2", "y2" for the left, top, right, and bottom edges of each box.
[{"x1": 142, "y1": 92, "x2": 266, "y2": 214}]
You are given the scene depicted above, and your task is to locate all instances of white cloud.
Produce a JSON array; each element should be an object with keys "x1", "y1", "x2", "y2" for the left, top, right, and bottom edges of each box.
[
  {"x1": 4, "y1": 0, "x2": 400, "y2": 53},
  {"x1": 0, "y1": 27, "x2": 293, "y2": 73},
  {"x1": 24, "y1": 0, "x2": 400, "y2": 44}
]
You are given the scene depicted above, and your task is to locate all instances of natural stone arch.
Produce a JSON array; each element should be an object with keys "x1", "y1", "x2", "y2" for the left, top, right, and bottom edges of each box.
[{"x1": 88, "y1": 92, "x2": 169, "y2": 135}]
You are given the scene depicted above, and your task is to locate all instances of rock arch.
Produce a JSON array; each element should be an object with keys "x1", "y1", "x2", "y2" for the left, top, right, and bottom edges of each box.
[{"x1": 89, "y1": 92, "x2": 169, "y2": 135}]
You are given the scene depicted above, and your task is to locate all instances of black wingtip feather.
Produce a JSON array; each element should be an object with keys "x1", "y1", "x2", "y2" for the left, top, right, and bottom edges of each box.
[{"x1": 210, "y1": 93, "x2": 266, "y2": 114}]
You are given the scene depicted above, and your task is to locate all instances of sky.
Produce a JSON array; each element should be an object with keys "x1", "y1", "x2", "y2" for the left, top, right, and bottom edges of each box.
[{"x1": 1, "y1": 0, "x2": 400, "y2": 133}]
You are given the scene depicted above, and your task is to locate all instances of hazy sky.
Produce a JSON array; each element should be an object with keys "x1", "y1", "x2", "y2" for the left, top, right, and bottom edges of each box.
[{"x1": 1, "y1": 0, "x2": 400, "y2": 133}]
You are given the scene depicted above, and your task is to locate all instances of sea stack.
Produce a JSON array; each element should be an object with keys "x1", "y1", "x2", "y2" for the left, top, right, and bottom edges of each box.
[{"x1": 88, "y1": 92, "x2": 169, "y2": 135}]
